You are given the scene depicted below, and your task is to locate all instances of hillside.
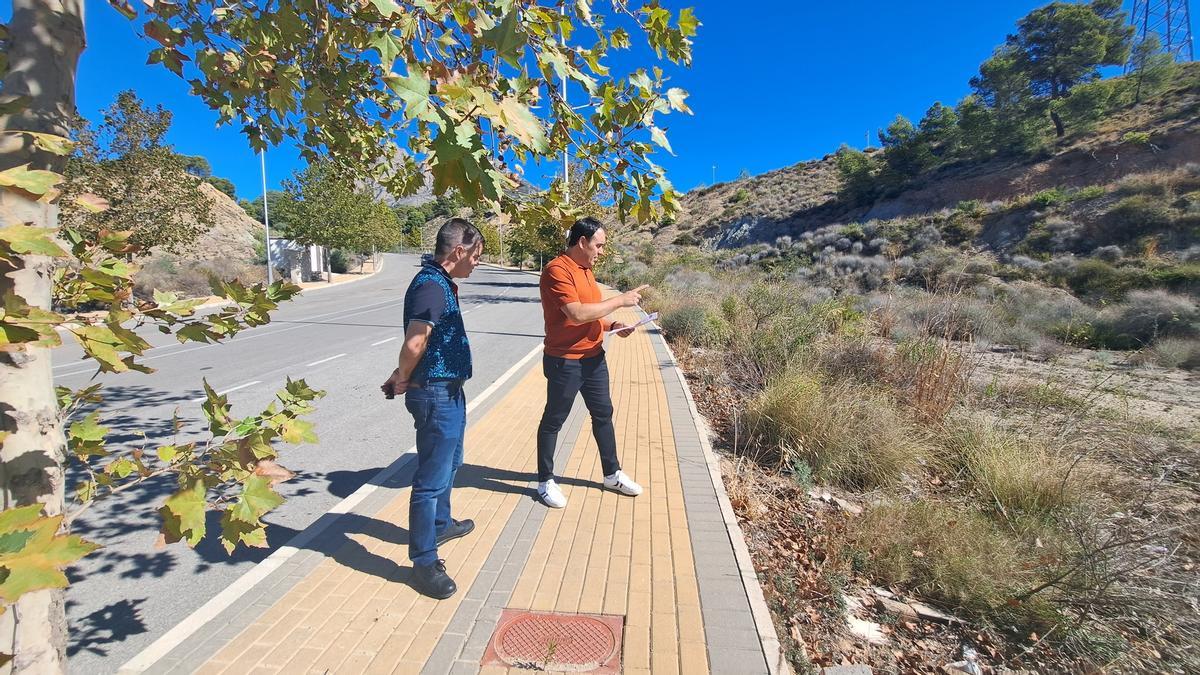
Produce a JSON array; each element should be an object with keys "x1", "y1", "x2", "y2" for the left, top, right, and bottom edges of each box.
[
  {"x1": 133, "y1": 183, "x2": 265, "y2": 298},
  {"x1": 185, "y1": 182, "x2": 260, "y2": 262},
  {"x1": 648, "y1": 62, "x2": 1200, "y2": 254}
]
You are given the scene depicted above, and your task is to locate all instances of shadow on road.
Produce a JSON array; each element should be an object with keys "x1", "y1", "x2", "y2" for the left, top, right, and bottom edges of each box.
[{"x1": 67, "y1": 598, "x2": 149, "y2": 658}]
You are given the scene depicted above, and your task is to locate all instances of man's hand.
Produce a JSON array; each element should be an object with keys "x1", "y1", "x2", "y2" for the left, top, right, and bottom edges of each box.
[
  {"x1": 619, "y1": 284, "x2": 650, "y2": 308},
  {"x1": 609, "y1": 321, "x2": 636, "y2": 338},
  {"x1": 381, "y1": 368, "x2": 410, "y2": 399}
]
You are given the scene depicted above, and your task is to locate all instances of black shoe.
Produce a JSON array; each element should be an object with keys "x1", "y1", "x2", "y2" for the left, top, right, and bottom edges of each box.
[
  {"x1": 412, "y1": 560, "x2": 457, "y2": 599},
  {"x1": 436, "y1": 518, "x2": 475, "y2": 546}
]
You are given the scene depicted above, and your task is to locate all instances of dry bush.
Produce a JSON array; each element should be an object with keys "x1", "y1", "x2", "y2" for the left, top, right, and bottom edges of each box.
[
  {"x1": 1093, "y1": 289, "x2": 1199, "y2": 349},
  {"x1": 847, "y1": 502, "x2": 1054, "y2": 623},
  {"x1": 1143, "y1": 337, "x2": 1200, "y2": 370},
  {"x1": 890, "y1": 337, "x2": 974, "y2": 423},
  {"x1": 744, "y1": 371, "x2": 924, "y2": 489},
  {"x1": 133, "y1": 254, "x2": 265, "y2": 300}
]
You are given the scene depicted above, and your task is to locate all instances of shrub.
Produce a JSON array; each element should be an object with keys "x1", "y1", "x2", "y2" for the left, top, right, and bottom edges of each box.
[
  {"x1": 900, "y1": 293, "x2": 995, "y2": 341},
  {"x1": 1049, "y1": 258, "x2": 1154, "y2": 300},
  {"x1": 1113, "y1": 173, "x2": 1169, "y2": 197},
  {"x1": 133, "y1": 255, "x2": 262, "y2": 300},
  {"x1": 1146, "y1": 338, "x2": 1200, "y2": 370},
  {"x1": 1030, "y1": 188, "x2": 1068, "y2": 209},
  {"x1": 1070, "y1": 185, "x2": 1106, "y2": 202},
  {"x1": 1100, "y1": 195, "x2": 1173, "y2": 243},
  {"x1": 941, "y1": 416, "x2": 1088, "y2": 517},
  {"x1": 660, "y1": 301, "x2": 727, "y2": 348},
  {"x1": 744, "y1": 372, "x2": 922, "y2": 488},
  {"x1": 941, "y1": 213, "x2": 981, "y2": 245},
  {"x1": 955, "y1": 200, "x2": 985, "y2": 218},
  {"x1": 994, "y1": 282, "x2": 1097, "y2": 346},
  {"x1": 848, "y1": 502, "x2": 1056, "y2": 628},
  {"x1": 1092, "y1": 290, "x2": 1199, "y2": 348},
  {"x1": 1121, "y1": 131, "x2": 1152, "y2": 146},
  {"x1": 673, "y1": 232, "x2": 700, "y2": 246},
  {"x1": 1093, "y1": 245, "x2": 1123, "y2": 262},
  {"x1": 730, "y1": 188, "x2": 751, "y2": 204},
  {"x1": 330, "y1": 249, "x2": 350, "y2": 273}
]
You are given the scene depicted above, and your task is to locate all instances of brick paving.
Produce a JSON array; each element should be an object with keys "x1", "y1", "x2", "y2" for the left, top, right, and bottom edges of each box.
[{"x1": 141, "y1": 305, "x2": 780, "y2": 675}]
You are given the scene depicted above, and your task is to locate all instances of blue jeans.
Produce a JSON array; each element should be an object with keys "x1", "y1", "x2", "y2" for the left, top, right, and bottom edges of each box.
[{"x1": 405, "y1": 380, "x2": 466, "y2": 566}]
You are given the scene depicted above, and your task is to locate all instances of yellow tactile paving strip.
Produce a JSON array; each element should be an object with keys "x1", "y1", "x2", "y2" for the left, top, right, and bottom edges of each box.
[
  {"x1": 196, "y1": 362, "x2": 549, "y2": 675},
  {"x1": 195, "y1": 305, "x2": 709, "y2": 674},
  {"x1": 500, "y1": 307, "x2": 706, "y2": 675}
]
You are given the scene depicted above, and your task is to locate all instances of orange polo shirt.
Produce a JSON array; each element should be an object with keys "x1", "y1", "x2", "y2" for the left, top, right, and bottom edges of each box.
[{"x1": 541, "y1": 254, "x2": 608, "y2": 359}]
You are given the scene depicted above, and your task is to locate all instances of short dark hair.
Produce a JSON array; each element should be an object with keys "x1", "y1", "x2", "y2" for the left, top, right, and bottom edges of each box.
[
  {"x1": 434, "y1": 218, "x2": 484, "y2": 259},
  {"x1": 567, "y1": 217, "x2": 604, "y2": 247}
]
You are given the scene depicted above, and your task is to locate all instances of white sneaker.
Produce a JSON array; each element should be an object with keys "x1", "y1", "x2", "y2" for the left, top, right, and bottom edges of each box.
[
  {"x1": 604, "y1": 471, "x2": 643, "y2": 496},
  {"x1": 538, "y1": 480, "x2": 567, "y2": 508}
]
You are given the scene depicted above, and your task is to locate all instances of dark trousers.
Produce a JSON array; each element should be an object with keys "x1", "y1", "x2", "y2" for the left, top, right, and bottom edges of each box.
[
  {"x1": 537, "y1": 353, "x2": 620, "y2": 482},
  {"x1": 405, "y1": 381, "x2": 466, "y2": 566}
]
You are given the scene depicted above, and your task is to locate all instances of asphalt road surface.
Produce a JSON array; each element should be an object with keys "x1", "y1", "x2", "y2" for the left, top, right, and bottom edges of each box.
[{"x1": 57, "y1": 254, "x2": 547, "y2": 673}]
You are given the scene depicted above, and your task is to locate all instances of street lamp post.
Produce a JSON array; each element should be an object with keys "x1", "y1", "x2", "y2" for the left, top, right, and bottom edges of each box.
[
  {"x1": 251, "y1": 122, "x2": 274, "y2": 285},
  {"x1": 258, "y1": 140, "x2": 273, "y2": 284}
]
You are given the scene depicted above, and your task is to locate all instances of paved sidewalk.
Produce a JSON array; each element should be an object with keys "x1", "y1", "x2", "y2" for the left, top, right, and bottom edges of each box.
[{"x1": 129, "y1": 306, "x2": 783, "y2": 674}]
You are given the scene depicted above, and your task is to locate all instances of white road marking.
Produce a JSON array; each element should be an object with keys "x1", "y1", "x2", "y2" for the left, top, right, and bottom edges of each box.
[
  {"x1": 118, "y1": 341, "x2": 545, "y2": 673},
  {"x1": 371, "y1": 337, "x2": 397, "y2": 346},
  {"x1": 53, "y1": 298, "x2": 402, "y2": 377},
  {"x1": 189, "y1": 381, "x2": 261, "y2": 403},
  {"x1": 305, "y1": 353, "x2": 346, "y2": 367}
]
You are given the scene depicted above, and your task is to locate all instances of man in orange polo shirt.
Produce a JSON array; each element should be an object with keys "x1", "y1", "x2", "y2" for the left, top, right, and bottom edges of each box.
[{"x1": 536, "y1": 217, "x2": 648, "y2": 509}]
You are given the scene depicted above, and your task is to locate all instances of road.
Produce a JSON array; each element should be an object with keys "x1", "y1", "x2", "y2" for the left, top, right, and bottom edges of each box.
[{"x1": 57, "y1": 254, "x2": 547, "y2": 673}]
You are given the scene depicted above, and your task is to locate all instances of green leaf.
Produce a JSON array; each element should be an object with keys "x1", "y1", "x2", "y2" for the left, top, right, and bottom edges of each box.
[
  {"x1": 159, "y1": 479, "x2": 208, "y2": 547},
  {"x1": 104, "y1": 457, "x2": 136, "y2": 479},
  {"x1": 495, "y1": 98, "x2": 549, "y2": 153},
  {"x1": 0, "y1": 292, "x2": 64, "y2": 350},
  {"x1": 678, "y1": 8, "x2": 700, "y2": 37},
  {"x1": 229, "y1": 475, "x2": 284, "y2": 524},
  {"x1": 0, "y1": 505, "x2": 99, "y2": 603},
  {"x1": 0, "y1": 531, "x2": 34, "y2": 556},
  {"x1": 386, "y1": 67, "x2": 431, "y2": 121},
  {"x1": 368, "y1": 0, "x2": 400, "y2": 17},
  {"x1": 279, "y1": 418, "x2": 317, "y2": 445},
  {"x1": 156, "y1": 445, "x2": 178, "y2": 463},
  {"x1": 369, "y1": 31, "x2": 405, "y2": 70},
  {"x1": 0, "y1": 164, "x2": 63, "y2": 199},
  {"x1": 0, "y1": 225, "x2": 68, "y2": 258},
  {"x1": 25, "y1": 133, "x2": 74, "y2": 156},
  {"x1": 76, "y1": 480, "x2": 97, "y2": 503},
  {"x1": 218, "y1": 513, "x2": 268, "y2": 553},
  {"x1": 68, "y1": 412, "x2": 109, "y2": 459},
  {"x1": 481, "y1": 11, "x2": 528, "y2": 66},
  {"x1": 69, "y1": 412, "x2": 108, "y2": 443}
]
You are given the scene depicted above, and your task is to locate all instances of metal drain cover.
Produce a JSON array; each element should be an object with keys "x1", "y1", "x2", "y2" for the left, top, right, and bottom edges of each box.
[{"x1": 481, "y1": 610, "x2": 623, "y2": 673}]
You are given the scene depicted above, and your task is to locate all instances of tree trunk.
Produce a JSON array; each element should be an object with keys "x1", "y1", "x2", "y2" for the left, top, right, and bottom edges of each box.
[
  {"x1": 1049, "y1": 109, "x2": 1065, "y2": 138},
  {"x1": 0, "y1": 0, "x2": 85, "y2": 672}
]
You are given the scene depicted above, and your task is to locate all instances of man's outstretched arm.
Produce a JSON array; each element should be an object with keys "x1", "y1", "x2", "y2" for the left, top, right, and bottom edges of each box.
[{"x1": 560, "y1": 284, "x2": 650, "y2": 326}]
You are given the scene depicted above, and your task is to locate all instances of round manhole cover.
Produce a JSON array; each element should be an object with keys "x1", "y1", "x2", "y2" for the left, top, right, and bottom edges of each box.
[{"x1": 494, "y1": 613, "x2": 618, "y2": 671}]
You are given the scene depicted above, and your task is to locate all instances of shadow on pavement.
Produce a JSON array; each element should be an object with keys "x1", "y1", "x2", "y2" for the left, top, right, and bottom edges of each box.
[{"x1": 67, "y1": 598, "x2": 149, "y2": 658}]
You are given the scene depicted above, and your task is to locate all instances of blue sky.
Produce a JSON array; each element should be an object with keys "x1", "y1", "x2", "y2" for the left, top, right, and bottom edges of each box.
[{"x1": 18, "y1": 0, "x2": 1194, "y2": 200}]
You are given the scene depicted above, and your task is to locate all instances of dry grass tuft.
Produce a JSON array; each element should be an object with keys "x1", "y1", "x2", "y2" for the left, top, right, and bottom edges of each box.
[{"x1": 744, "y1": 371, "x2": 925, "y2": 489}]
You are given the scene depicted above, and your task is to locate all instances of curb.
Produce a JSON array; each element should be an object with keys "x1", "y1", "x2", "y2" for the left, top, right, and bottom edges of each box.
[
  {"x1": 652, "y1": 325, "x2": 791, "y2": 675},
  {"x1": 290, "y1": 254, "x2": 386, "y2": 294},
  {"x1": 54, "y1": 258, "x2": 388, "y2": 337}
]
